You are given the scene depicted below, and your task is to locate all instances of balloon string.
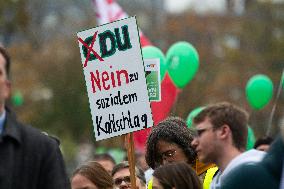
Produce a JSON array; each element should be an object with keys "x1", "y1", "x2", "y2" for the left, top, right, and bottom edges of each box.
[
  {"x1": 170, "y1": 88, "x2": 182, "y2": 115},
  {"x1": 266, "y1": 68, "x2": 284, "y2": 136}
]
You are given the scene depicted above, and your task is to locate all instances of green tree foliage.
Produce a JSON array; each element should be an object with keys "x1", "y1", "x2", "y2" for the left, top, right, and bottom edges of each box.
[{"x1": 0, "y1": 0, "x2": 29, "y2": 44}]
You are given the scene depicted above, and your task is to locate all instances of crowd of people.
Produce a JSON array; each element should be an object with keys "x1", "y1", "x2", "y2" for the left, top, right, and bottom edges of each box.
[
  {"x1": 0, "y1": 45, "x2": 283, "y2": 189},
  {"x1": 69, "y1": 104, "x2": 282, "y2": 189}
]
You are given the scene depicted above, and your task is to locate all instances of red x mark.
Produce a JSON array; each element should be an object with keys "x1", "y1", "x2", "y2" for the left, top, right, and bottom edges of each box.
[{"x1": 78, "y1": 31, "x2": 104, "y2": 68}]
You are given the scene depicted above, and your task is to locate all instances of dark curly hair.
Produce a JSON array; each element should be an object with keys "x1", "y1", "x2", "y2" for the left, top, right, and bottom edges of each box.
[{"x1": 145, "y1": 116, "x2": 197, "y2": 169}]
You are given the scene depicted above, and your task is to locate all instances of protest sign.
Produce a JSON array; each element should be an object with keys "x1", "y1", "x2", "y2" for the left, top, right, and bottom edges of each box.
[
  {"x1": 144, "y1": 58, "x2": 161, "y2": 102},
  {"x1": 77, "y1": 16, "x2": 153, "y2": 141}
]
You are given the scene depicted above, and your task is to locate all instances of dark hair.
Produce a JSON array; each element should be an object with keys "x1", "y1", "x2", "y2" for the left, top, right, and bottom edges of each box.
[
  {"x1": 111, "y1": 161, "x2": 146, "y2": 185},
  {"x1": 72, "y1": 161, "x2": 113, "y2": 189},
  {"x1": 93, "y1": 153, "x2": 116, "y2": 165},
  {"x1": 0, "y1": 46, "x2": 11, "y2": 78},
  {"x1": 145, "y1": 116, "x2": 197, "y2": 169},
  {"x1": 194, "y1": 102, "x2": 248, "y2": 150},
  {"x1": 254, "y1": 136, "x2": 274, "y2": 149},
  {"x1": 153, "y1": 162, "x2": 202, "y2": 189}
]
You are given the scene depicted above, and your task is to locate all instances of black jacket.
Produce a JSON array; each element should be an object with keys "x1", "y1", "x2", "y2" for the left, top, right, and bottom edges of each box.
[{"x1": 0, "y1": 109, "x2": 70, "y2": 189}]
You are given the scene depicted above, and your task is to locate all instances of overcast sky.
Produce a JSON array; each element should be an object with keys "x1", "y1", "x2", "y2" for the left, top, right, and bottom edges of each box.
[
  {"x1": 165, "y1": 0, "x2": 227, "y2": 13},
  {"x1": 164, "y1": 0, "x2": 284, "y2": 14}
]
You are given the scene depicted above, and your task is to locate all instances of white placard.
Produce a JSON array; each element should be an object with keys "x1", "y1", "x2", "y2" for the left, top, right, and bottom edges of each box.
[{"x1": 77, "y1": 16, "x2": 153, "y2": 141}]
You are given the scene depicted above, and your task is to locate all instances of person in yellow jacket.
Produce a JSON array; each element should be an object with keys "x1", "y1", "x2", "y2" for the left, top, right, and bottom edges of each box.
[
  {"x1": 194, "y1": 159, "x2": 218, "y2": 189},
  {"x1": 203, "y1": 167, "x2": 218, "y2": 189}
]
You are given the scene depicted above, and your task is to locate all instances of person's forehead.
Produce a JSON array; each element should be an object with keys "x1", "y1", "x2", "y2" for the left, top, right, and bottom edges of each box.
[
  {"x1": 97, "y1": 160, "x2": 115, "y2": 167},
  {"x1": 256, "y1": 144, "x2": 270, "y2": 151},
  {"x1": 157, "y1": 140, "x2": 183, "y2": 155},
  {"x1": 72, "y1": 174, "x2": 97, "y2": 189},
  {"x1": 195, "y1": 117, "x2": 212, "y2": 128},
  {"x1": 113, "y1": 168, "x2": 130, "y2": 179},
  {"x1": 0, "y1": 53, "x2": 6, "y2": 66},
  {"x1": 0, "y1": 53, "x2": 7, "y2": 75},
  {"x1": 157, "y1": 139, "x2": 176, "y2": 146},
  {"x1": 157, "y1": 140, "x2": 179, "y2": 149}
]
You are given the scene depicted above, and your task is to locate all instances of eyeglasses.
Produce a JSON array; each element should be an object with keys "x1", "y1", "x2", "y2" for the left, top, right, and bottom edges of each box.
[
  {"x1": 161, "y1": 149, "x2": 177, "y2": 160},
  {"x1": 114, "y1": 176, "x2": 131, "y2": 185}
]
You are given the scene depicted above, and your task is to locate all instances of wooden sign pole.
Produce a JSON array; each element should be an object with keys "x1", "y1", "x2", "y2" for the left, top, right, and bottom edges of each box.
[{"x1": 125, "y1": 133, "x2": 137, "y2": 189}]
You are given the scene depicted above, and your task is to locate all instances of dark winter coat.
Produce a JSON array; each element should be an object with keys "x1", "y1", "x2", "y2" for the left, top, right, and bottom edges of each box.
[{"x1": 0, "y1": 108, "x2": 70, "y2": 189}]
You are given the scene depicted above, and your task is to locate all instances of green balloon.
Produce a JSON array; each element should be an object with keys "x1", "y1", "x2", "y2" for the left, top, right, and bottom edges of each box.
[
  {"x1": 142, "y1": 46, "x2": 166, "y2": 80},
  {"x1": 12, "y1": 91, "x2": 24, "y2": 106},
  {"x1": 166, "y1": 41, "x2": 199, "y2": 88},
  {"x1": 246, "y1": 74, "x2": 273, "y2": 110},
  {"x1": 186, "y1": 106, "x2": 205, "y2": 128},
  {"x1": 246, "y1": 126, "x2": 255, "y2": 150}
]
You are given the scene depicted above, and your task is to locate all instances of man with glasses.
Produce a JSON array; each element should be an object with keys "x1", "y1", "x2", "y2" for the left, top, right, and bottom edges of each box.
[
  {"x1": 191, "y1": 102, "x2": 265, "y2": 189},
  {"x1": 112, "y1": 161, "x2": 146, "y2": 189}
]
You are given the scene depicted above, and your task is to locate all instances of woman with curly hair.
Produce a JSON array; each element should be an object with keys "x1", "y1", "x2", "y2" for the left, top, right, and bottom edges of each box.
[
  {"x1": 145, "y1": 116, "x2": 197, "y2": 169},
  {"x1": 145, "y1": 116, "x2": 216, "y2": 187}
]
